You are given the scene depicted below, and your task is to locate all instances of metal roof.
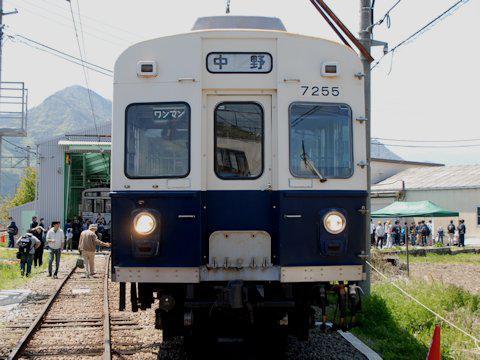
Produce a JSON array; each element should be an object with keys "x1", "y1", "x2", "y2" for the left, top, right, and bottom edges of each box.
[
  {"x1": 372, "y1": 165, "x2": 480, "y2": 191},
  {"x1": 192, "y1": 16, "x2": 286, "y2": 31}
]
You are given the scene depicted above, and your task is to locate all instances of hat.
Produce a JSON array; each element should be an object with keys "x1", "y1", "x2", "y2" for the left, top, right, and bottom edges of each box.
[{"x1": 89, "y1": 224, "x2": 98, "y2": 230}]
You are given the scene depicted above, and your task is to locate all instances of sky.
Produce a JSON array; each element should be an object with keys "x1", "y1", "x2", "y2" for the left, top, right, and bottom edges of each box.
[{"x1": 2, "y1": 0, "x2": 480, "y2": 165}]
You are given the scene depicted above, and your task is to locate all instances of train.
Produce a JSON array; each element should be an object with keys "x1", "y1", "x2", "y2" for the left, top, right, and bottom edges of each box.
[{"x1": 110, "y1": 15, "x2": 368, "y2": 356}]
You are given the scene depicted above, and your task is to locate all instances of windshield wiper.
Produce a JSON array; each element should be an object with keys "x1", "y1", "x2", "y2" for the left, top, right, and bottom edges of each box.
[{"x1": 300, "y1": 140, "x2": 327, "y2": 183}]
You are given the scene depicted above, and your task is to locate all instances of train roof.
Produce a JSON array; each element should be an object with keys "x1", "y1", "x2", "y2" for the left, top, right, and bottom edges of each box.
[{"x1": 192, "y1": 16, "x2": 287, "y2": 31}]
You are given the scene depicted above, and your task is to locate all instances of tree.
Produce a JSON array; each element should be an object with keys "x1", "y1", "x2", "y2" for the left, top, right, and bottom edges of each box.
[{"x1": 0, "y1": 167, "x2": 37, "y2": 224}]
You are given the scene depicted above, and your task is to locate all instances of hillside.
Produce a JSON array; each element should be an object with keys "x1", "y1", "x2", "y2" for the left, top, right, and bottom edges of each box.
[
  {"x1": 1, "y1": 85, "x2": 111, "y2": 196},
  {"x1": 26, "y1": 85, "x2": 111, "y2": 144}
]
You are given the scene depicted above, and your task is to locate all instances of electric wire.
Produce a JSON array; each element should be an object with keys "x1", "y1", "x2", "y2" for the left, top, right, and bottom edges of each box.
[
  {"x1": 8, "y1": 0, "x2": 127, "y2": 48},
  {"x1": 67, "y1": 0, "x2": 109, "y2": 172},
  {"x1": 10, "y1": 0, "x2": 136, "y2": 44},
  {"x1": 6, "y1": 32, "x2": 113, "y2": 75},
  {"x1": 37, "y1": 0, "x2": 145, "y2": 40},
  {"x1": 371, "y1": 0, "x2": 403, "y2": 29},
  {"x1": 3, "y1": 138, "x2": 36, "y2": 155},
  {"x1": 373, "y1": 137, "x2": 480, "y2": 143},
  {"x1": 371, "y1": 0, "x2": 471, "y2": 70},
  {"x1": 378, "y1": 143, "x2": 480, "y2": 149}
]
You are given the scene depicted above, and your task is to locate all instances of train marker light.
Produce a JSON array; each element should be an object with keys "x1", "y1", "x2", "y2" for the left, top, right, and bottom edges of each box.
[
  {"x1": 137, "y1": 61, "x2": 157, "y2": 77},
  {"x1": 133, "y1": 212, "x2": 156, "y2": 235},
  {"x1": 321, "y1": 62, "x2": 339, "y2": 77},
  {"x1": 323, "y1": 211, "x2": 346, "y2": 234}
]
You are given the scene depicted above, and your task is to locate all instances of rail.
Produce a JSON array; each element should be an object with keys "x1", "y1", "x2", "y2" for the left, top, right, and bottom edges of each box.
[{"x1": 7, "y1": 264, "x2": 77, "y2": 360}]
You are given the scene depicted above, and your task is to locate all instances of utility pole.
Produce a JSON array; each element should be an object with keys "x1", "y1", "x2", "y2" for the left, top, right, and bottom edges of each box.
[{"x1": 359, "y1": 0, "x2": 372, "y2": 295}]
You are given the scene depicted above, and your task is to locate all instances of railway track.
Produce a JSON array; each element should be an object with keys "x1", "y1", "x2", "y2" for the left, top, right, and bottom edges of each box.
[{"x1": 4, "y1": 254, "x2": 113, "y2": 360}]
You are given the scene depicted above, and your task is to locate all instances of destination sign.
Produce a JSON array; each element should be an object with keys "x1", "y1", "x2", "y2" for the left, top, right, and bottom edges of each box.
[{"x1": 207, "y1": 52, "x2": 272, "y2": 73}]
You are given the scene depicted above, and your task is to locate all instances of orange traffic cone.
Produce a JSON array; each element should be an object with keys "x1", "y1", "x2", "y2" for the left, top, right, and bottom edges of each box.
[{"x1": 427, "y1": 325, "x2": 441, "y2": 360}]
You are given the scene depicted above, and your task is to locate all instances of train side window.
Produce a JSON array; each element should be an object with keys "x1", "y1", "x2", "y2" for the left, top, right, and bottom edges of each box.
[
  {"x1": 289, "y1": 102, "x2": 353, "y2": 179},
  {"x1": 214, "y1": 102, "x2": 264, "y2": 180},
  {"x1": 125, "y1": 102, "x2": 190, "y2": 178}
]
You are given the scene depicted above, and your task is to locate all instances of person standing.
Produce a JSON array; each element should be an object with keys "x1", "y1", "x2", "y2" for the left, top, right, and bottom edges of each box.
[
  {"x1": 385, "y1": 221, "x2": 394, "y2": 249},
  {"x1": 447, "y1": 220, "x2": 456, "y2": 246},
  {"x1": 7, "y1": 217, "x2": 18, "y2": 248},
  {"x1": 78, "y1": 224, "x2": 110, "y2": 278},
  {"x1": 427, "y1": 220, "x2": 433, "y2": 246},
  {"x1": 30, "y1": 216, "x2": 38, "y2": 230},
  {"x1": 31, "y1": 226, "x2": 46, "y2": 267},
  {"x1": 16, "y1": 231, "x2": 41, "y2": 277},
  {"x1": 375, "y1": 221, "x2": 385, "y2": 249},
  {"x1": 458, "y1": 219, "x2": 466, "y2": 247},
  {"x1": 64, "y1": 220, "x2": 73, "y2": 251},
  {"x1": 370, "y1": 220, "x2": 376, "y2": 246},
  {"x1": 46, "y1": 221, "x2": 64, "y2": 278},
  {"x1": 437, "y1": 226, "x2": 444, "y2": 245},
  {"x1": 72, "y1": 218, "x2": 81, "y2": 250}
]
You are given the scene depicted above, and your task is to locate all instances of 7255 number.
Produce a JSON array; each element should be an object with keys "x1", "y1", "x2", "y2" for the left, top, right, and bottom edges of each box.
[{"x1": 301, "y1": 85, "x2": 339, "y2": 97}]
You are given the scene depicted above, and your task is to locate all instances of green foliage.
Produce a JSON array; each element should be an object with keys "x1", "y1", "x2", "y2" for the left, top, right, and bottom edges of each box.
[
  {"x1": 353, "y1": 280, "x2": 480, "y2": 359},
  {"x1": 0, "y1": 167, "x2": 36, "y2": 224},
  {"x1": 399, "y1": 252, "x2": 480, "y2": 265}
]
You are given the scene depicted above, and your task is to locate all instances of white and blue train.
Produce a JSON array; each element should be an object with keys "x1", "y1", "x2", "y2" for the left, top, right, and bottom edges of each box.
[{"x1": 110, "y1": 16, "x2": 367, "y2": 355}]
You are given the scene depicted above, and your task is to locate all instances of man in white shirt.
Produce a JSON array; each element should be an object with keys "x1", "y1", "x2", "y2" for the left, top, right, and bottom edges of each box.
[{"x1": 46, "y1": 221, "x2": 64, "y2": 279}]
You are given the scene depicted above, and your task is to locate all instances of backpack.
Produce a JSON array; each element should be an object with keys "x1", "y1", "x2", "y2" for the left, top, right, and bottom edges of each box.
[
  {"x1": 424, "y1": 225, "x2": 431, "y2": 236},
  {"x1": 17, "y1": 235, "x2": 32, "y2": 257},
  {"x1": 447, "y1": 224, "x2": 455, "y2": 232}
]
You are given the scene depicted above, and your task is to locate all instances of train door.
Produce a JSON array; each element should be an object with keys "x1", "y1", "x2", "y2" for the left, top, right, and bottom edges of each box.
[{"x1": 205, "y1": 95, "x2": 275, "y2": 267}]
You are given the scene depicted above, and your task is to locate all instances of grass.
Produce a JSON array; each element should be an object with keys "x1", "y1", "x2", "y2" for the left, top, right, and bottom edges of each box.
[
  {"x1": 399, "y1": 252, "x2": 480, "y2": 265},
  {"x1": 353, "y1": 279, "x2": 480, "y2": 360},
  {"x1": 0, "y1": 247, "x2": 74, "y2": 290}
]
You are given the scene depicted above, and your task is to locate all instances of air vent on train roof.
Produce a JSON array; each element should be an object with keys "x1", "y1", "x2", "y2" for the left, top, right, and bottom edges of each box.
[{"x1": 192, "y1": 16, "x2": 286, "y2": 31}]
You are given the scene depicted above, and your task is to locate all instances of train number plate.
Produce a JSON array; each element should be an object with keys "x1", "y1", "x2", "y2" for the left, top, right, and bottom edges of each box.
[{"x1": 300, "y1": 85, "x2": 340, "y2": 97}]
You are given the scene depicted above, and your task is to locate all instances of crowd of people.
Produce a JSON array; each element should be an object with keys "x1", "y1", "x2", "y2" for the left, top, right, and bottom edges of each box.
[
  {"x1": 5, "y1": 214, "x2": 110, "y2": 278},
  {"x1": 370, "y1": 219, "x2": 467, "y2": 249}
]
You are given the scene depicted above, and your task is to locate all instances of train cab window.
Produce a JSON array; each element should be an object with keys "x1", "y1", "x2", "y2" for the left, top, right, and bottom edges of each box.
[
  {"x1": 289, "y1": 103, "x2": 353, "y2": 179},
  {"x1": 125, "y1": 103, "x2": 190, "y2": 178},
  {"x1": 214, "y1": 102, "x2": 264, "y2": 179}
]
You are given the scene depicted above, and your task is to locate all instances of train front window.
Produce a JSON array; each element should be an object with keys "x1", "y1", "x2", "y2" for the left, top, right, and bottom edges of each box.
[
  {"x1": 125, "y1": 103, "x2": 190, "y2": 178},
  {"x1": 214, "y1": 102, "x2": 263, "y2": 179},
  {"x1": 289, "y1": 103, "x2": 353, "y2": 179}
]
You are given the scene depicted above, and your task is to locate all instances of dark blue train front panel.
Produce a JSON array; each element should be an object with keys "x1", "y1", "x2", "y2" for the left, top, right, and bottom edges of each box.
[{"x1": 110, "y1": 190, "x2": 367, "y2": 270}]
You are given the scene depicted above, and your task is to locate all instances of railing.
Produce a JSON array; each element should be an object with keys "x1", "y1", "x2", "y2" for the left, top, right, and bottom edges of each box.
[{"x1": 0, "y1": 82, "x2": 28, "y2": 136}]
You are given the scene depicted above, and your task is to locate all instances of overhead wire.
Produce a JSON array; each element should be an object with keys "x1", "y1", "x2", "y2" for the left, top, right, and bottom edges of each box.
[
  {"x1": 37, "y1": 0, "x2": 146, "y2": 40},
  {"x1": 371, "y1": 0, "x2": 471, "y2": 70},
  {"x1": 373, "y1": 137, "x2": 480, "y2": 143},
  {"x1": 67, "y1": 0, "x2": 109, "y2": 173},
  {"x1": 370, "y1": 0, "x2": 403, "y2": 30},
  {"x1": 8, "y1": 0, "x2": 128, "y2": 48},
  {"x1": 5, "y1": 32, "x2": 113, "y2": 76},
  {"x1": 3, "y1": 138, "x2": 37, "y2": 155}
]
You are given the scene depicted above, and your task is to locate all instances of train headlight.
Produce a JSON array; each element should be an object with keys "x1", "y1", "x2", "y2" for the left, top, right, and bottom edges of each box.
[
  {"x1": 133, "y1": 212, "x2": 156, "y2": 235},
  {"x1": 323, "y1": 211, "x2": 346, "y2": 234}
]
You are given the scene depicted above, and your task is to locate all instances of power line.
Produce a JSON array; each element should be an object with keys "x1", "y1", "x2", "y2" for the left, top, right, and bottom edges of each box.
[
  {"x1": 6, "y1": 32, "x2": 113, "y2": 77},
  {"x1": 371, "y1": 0, "x2": 403, "y2": 29},
  {"x1": 67, "y1": 0, "x2": 109, "y2": 173},
  {"x1": 373, "y1": 137, "x2": 480, "y2": 143},
  {"x1": 67, "y1": 0, "x2": 99, "y2": 137},
  {"x1": 8, "y1": 0, "x2": 127, "y2": 48},
  {"x1": 38, "y1": 0, "x2": 145, "y2": 40},
  {"x1": 371, "y1": 0, "x2": 471, "y2": 70},
  {"x1": 2, "y1": 138, "x2": 36, "y2": 154},
  {"x1": 380, "y1": 143, "x2": 480, "y2": 149}
]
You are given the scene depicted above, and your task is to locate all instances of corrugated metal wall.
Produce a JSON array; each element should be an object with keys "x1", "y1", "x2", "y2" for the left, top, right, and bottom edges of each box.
[
  {"x1": 9, "y1": 201, "x2": 35, "y2": 235},
  {"x1": 36, "y1": 122, "x2": 111, "y2": 227}
]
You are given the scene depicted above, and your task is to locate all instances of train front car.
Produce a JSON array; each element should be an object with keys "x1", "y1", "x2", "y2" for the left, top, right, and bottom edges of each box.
[{"x1": 110, "y1": 16, "x2": 367, "y2": 354}]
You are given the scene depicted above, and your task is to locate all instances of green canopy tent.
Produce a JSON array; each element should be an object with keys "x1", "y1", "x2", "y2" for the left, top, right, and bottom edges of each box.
[{"x1": 371, "y1": 201, "x2": 459, "y2": 218}]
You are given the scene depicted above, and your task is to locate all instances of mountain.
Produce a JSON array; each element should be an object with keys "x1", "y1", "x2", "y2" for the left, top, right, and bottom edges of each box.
[
  {"x1": 26, "y1": 85, "x2": 111, "y2": 144},
  {"x1": 1, "y1": 85, "x2": 111, "y2": 197}
]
